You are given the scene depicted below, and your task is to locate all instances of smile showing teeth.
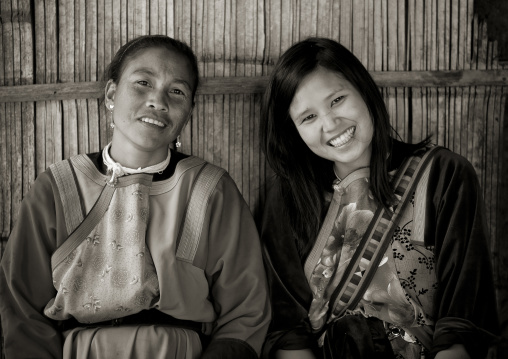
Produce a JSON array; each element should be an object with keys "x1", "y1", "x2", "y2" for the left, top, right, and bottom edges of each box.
[
  {"x1": 140, "y1": 117, "x2": 165, "y2": 128},
  {"x1": 328, "y1": 127, "x2": 355, "y2": 147}
]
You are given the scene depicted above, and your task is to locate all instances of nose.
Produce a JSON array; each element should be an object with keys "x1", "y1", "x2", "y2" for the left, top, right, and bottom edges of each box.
[
  {"x1": 146, "y1": 91, "x2": 168, "y2": 112},
  {"x1": 321, "y1": 109, "x2": 337, "y2": 132}
]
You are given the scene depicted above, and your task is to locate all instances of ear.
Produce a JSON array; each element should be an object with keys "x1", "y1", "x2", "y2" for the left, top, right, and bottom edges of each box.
[{"x1": 105, "y1": 80, "x2": 116, "y2": 108}]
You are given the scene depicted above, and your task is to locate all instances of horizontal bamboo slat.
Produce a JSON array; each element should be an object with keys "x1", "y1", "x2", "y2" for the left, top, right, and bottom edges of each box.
[{"x1": 1, "y1": 70, "x2": 508, "y2": 103}]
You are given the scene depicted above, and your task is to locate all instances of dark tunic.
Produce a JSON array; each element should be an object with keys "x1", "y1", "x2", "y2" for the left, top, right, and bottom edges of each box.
[{"x1": 260, "y1": 142, "x2": 499, "y2": 358}]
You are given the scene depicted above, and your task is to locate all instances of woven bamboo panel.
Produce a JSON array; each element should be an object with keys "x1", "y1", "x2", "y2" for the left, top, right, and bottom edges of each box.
[{"x1": 1, "y1": 1, "x2": 507, "y2": 356}]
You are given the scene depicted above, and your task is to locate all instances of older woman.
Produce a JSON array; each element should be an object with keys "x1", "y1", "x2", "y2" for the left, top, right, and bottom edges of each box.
[{"x1": 1, "y1": 35, "x2": 270, "y2": 359}]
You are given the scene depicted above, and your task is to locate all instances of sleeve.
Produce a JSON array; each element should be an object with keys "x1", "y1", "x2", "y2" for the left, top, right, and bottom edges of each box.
[
  {"x1": 195, "y1": 173, "x2": 271, "y2": 359},
  {"x1": 425, "y1": 150, "x2": 500, "y2": 358},
  {"x1": 0, "y1": 171, "x2": 66, "y2": 358},
  {"x1": 259, "y1": 181, "x2": 319, "y2": 358}
]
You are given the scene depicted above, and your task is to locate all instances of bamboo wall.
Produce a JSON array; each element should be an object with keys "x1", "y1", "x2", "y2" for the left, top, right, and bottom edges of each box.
[{"x1": 1, "y1": 0, "x2": 507, "y2": 356}]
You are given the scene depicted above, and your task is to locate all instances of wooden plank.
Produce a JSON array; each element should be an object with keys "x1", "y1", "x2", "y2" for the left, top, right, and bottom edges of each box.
[
  {"x1": 204, "y1": 95, "x2": 213, "y2": 163},
  {"x1": 366, "y1": 0, "x2": 374, "y2": 70},
  {"x1": 233, "y1": 94, "x2": 243, "y2": 191},
  {"x1": 352, "y1": 0, "x2": 365, "y2": 62},
  {"x1": 255, "y1": 0, "x2": 264, "y2": 76},
  {"x1": 2, "y1": 70, "x2": 508, "y2": 103},
  {"x1": 97, "y1": 0, "x2": 105, "y2": 81},
  {"x1": 0, "y1": 102, "x2": 6, "y2": 240},
  {"x1": 3, "y1": 103, "x2": 12, "y2": 239},
  {"x1": 250, "y1": 94, "x2": 261, "y2": 214},
  {"x1": 3, "y1": 0, "x2": 14, "y2": 240},
  {"x1": 448, "y1": 0, "x2": 458, "y2": 151},
  {"x1": 19, "y1": 0, "x2": 35, "y2": 196},
  {"x1": 316, "y1": 0, "x2": 331, "y2": 37},
  {"x1": 227, "y1": 94, "x2": 236, "y2": 175},
  {"x1": 213, "y1": 95, "x2": 224, "y2": 166},
  {"x1": 330, "y1": 0, "x2": 340, "y2": 41},
  {"x1": 374, "y1": 0, "x2": 382, "y2": 71},
  {"x1": 134, "y1": 0, "x2": 146, "y2": 37},
  {"x1": 241, "y1": 94, "x2": 251, "y2": 200},
  {"x1": 248, "y1": 95, "x2": 256, "y2": 211},
  {"x1": 111, "y1": 0, "x2": 121, "y2": 70},
  {"x1": 245, "y1": 0, "x2": 256, "y2": 77},
  {"x1": 340, "y1": 0, "x2": 351, "y2": 49},
  {"x1": 299, "y1": 0, "x2": 316, "y2": 39},
  {"x1": 221, "y1": 94, "x2": 230, "y2": 170},
  {"x1": 0, "y1": 0, "x2": 6, "y2": 241},
  {"x1": 223, "y1": 0, "x2": 233, "y2": 77},
  {"x1": 280, "y1": 0, "x2": 294, "y2": 56},
  {"x1": 88, "y1": 99, "x2": 100, "y2": 153},
  {"x1": 149, "y1": 0, "x2": 159, "y2": 34}
]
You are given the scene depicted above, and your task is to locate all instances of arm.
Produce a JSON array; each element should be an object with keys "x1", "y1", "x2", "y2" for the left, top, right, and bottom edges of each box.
[
  {"x1": 426, "y1": 150, "x2": 500, "y2": 358},
  {"x1": 259, "y1": 181, "x2": 319, "y2": 358},
  {"x1": 434, "y1": 344, "x2": 470, "y2": 359},
  {"x1": 196, "y1": 174, "x2": 271, "y2": 359},
  {"x1": 275, "y1": 349, "x2": 317, "y2": 359},
  {"x1": 0, "y1": 171, "x2": 65, "y2": 358}
]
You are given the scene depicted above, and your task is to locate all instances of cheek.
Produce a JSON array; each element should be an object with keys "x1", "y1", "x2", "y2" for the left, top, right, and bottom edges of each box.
[{"x1": 297, "y1": 126, "x2": 322, "y2": 149}]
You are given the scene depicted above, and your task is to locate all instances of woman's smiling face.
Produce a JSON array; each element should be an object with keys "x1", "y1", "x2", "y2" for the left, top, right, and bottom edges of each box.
[
  {"x1": 106, "y1": 46, "x2": 195, "y2": 163},
  {"x1": 289, "y1": 66, "x2": 374, "y2": 177}
]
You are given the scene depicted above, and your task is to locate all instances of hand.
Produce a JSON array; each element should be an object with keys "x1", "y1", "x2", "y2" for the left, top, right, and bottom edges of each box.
[
  {"x1": 275, "y1": 349, "x2": 316, "y2": 359},
  {"x1": 434, "y1": 344, "x2": 470, "y2": 359}
]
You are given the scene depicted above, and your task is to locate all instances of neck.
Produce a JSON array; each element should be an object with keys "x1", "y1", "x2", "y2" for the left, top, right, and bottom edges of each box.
[
  {"x1": 333, "y1": 163, "x2": 370, "y2": 180},
  {"x1": 109, "y1": 143, "x2": 169, "y2": 169}
]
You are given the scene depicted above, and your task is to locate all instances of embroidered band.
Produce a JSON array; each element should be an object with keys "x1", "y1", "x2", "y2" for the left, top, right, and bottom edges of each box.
[
  {"x1": 50, "y1": 160, "x2": 84, "y2": 236},
  {"x1": 176, "y1": 164, "x2": 225, "y2": 263}
]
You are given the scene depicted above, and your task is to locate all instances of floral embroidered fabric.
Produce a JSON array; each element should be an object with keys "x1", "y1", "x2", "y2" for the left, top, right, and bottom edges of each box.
[
  {"x1": 307, "y1": 168, "x2": 437, "y2": 358},
  {"x1": 44, "y1": 182, "x2": 160, "y2": 323}
]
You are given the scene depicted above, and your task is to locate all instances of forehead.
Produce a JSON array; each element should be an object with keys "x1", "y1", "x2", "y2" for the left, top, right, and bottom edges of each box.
[
  {"x1": 296, "y1": 67, "x2": 350, "y2": 96},
  {"x1": 120, "y1": 46, "x2": 195, "y2": 83},
  {"x1": 290, "y1": 68, "x2": 351, "y2": 109}
]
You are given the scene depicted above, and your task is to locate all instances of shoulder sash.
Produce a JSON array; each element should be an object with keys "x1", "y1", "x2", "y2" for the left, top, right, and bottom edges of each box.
[{"x1": 326, "y1": 145, "x2": 441, "y2": 320}]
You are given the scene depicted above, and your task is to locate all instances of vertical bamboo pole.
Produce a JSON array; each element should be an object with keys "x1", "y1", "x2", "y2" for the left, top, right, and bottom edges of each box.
[
  {"x1": 34, "y1": 0, "x2": 46, "y2": 175},
  {"x1": 0, "y1": 1, "x2": 10, "y2": 241},
  {"x1": 339, "y1": 0, "x2": 351, "y2": 50},
  {"x1": 20, "y1": 0, "x2": 34, "y2": 200},
  {"x1": 87, "y1": 0, "x2": 100, "y2": 153}
]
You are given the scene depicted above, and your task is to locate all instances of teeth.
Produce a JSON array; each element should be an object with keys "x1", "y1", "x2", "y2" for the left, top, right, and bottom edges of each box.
[
  {"x1": 329, "y1": 127, "x2": 355, "y2": 147},
  {"x1": 140, "y1": 117, "x2": 165, "y2": 127}
]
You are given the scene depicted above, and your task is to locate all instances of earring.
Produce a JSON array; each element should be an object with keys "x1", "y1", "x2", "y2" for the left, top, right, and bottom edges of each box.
[
  {"x1": 175, "y1": 135, "x2": 181, "y2": 148},
  {"x1": 108, "y1": 104, "x2": 114, "y2": 111},
  {"x1": 110, "y1": 123, "x2": 115, "y2": 129}
]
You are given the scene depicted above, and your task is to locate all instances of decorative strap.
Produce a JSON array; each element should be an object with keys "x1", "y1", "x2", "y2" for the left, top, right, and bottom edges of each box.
[
  {"x1": 49, "y1": 159, "x2": 84, "y2": 236},
  {"x1": 176, "y1": 163, "x2": 226, "y2": 263},
  {"x1": 326, "y1": 146, "x2": 441, "y2": 319},
  {"x1": 51, "y1": 184, "x2": 116, "y2": 270}
]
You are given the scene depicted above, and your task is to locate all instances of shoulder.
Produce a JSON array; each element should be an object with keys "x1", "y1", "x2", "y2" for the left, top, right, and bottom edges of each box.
[{"x1": 427, "y1": 146, "x2": 479, "y2": 182}]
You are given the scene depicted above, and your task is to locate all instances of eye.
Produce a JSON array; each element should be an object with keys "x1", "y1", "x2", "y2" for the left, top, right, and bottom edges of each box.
[
  {"x1": 301, "y1": 114, "x2": 316, "y2": 123},
  {"x1": 170, "y1": 89, "x2": 185, "y2": 96},
  {"x1": 331, "y1": 96, "x2": 345, "y2": 105},
  {"x1": 137, "y1": 80, "x2": 150, "y2": 86}
]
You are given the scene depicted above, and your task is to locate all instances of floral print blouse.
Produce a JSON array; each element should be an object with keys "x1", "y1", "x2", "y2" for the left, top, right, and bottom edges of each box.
[{"x1": 306, "y1": 166, "x2": 437, "y2": 358}]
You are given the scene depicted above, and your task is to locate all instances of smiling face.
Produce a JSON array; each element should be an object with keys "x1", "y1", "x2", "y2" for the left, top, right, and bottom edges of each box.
[
  {"x1": 289, "y1": 66, "x2": 374, "y2": 178},
  {"x1": 105, "y1": 46, "x2": 195, "y2": 167}
]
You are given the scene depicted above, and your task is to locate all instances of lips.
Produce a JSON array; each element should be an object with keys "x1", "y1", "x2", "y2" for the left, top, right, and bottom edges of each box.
[
  {"x1": 139, "y1": 116, "x2": 166, "y2": 128},
  {"x1": 328, "y1": 126, "x2": 356, "y2": 147}
]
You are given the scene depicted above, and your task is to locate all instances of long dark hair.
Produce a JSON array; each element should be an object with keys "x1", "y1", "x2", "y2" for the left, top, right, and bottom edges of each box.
[
  {"x1": 105, "y1": 35, "x2": 199, "y2": 100},
  {"x1": 261, "y1": 37, "x2": 428, "y2": 258}
]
